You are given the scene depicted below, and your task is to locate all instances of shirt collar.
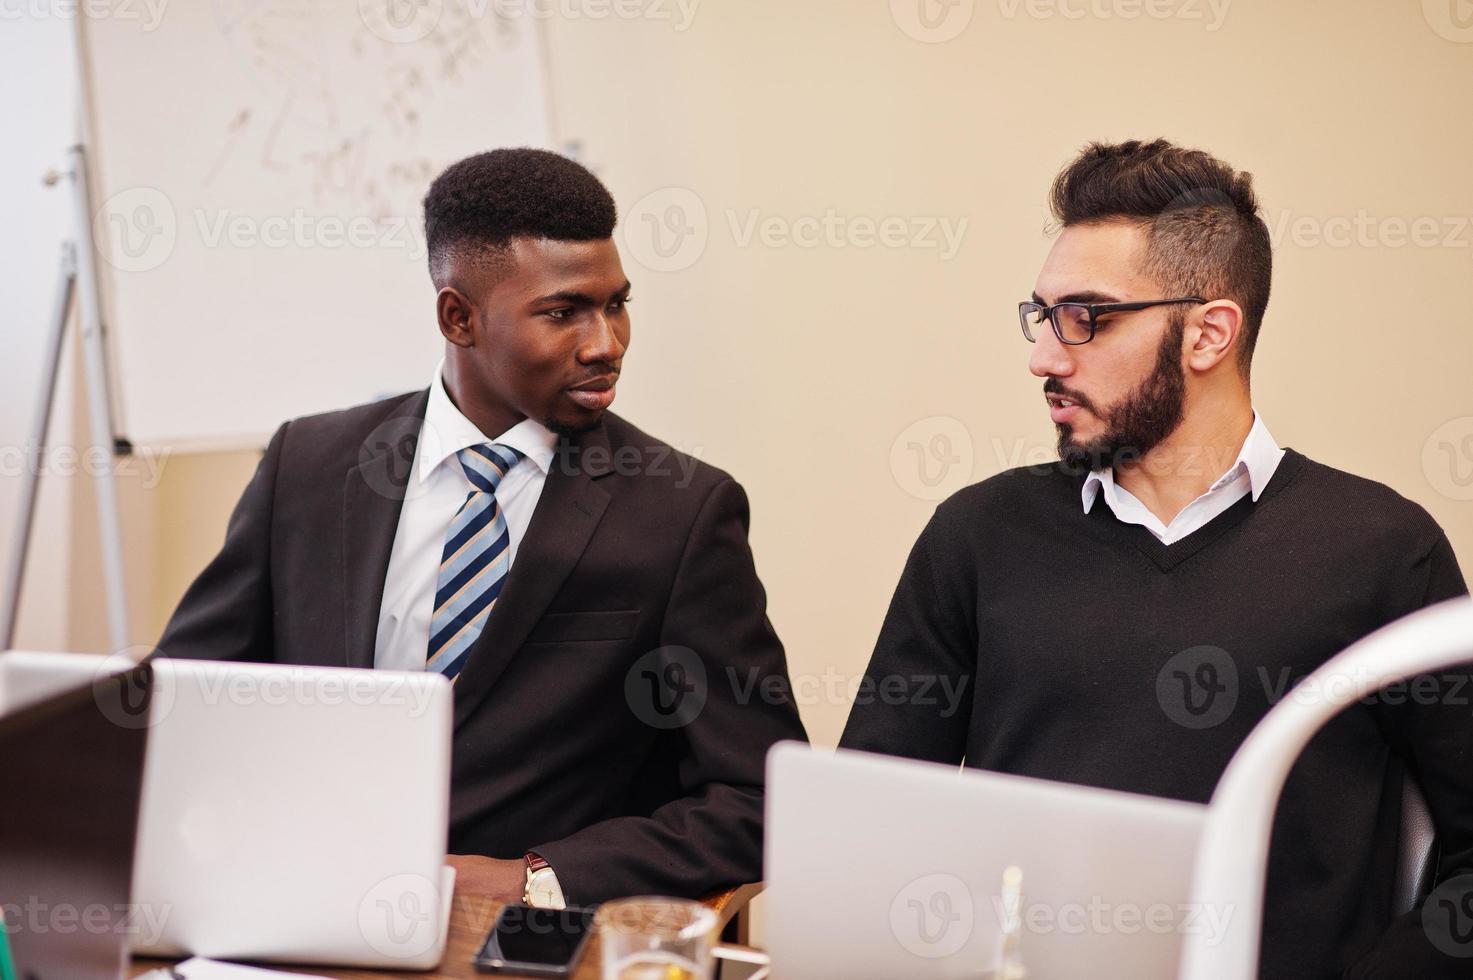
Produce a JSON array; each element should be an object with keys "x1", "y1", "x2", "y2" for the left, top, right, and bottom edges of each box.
[
  {"x1": 1080, "y1": 412, "x2": 1284, "y2": 514},
  {"x1": 416, "y1": 362, "x2": 559, "y2": 485}
]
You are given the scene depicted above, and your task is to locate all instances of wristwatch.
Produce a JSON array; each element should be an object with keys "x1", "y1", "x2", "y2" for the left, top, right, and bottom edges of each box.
[{"x1": 523, "y1": 852, "x2": 566, "y2": 909}]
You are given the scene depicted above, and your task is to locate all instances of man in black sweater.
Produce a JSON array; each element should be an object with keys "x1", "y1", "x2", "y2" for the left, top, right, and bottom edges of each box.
[{"x1": 840, "y1": 140, "x2": 1470, "y2": 978}]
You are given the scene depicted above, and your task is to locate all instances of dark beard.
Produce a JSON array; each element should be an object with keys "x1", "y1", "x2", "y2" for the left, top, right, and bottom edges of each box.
[
  {"x1": 543, "y1": 413, "x2": 604, "y2": 438},
  {"x1": 1055, "y1": 314, "x2": 1187, "y2": 474}
]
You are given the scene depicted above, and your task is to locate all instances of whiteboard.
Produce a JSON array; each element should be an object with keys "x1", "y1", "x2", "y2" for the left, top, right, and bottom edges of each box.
[{"x1": 81, "y1": 0, "x2": 555, "y2": 451}]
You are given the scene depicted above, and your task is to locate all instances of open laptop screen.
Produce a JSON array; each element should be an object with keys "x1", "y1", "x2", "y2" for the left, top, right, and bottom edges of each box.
[{"x1": 0, "y1": 658, "x2": 152, "y2": 980}]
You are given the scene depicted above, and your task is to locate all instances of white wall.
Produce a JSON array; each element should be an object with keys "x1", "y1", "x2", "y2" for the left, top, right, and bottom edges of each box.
[
  {"x1": 18, "y1": 3, "x2": 1473, "y2": 726},
  {"x1": 540, "y1": 0, "x2": 1473, "y2": 747},
  {"x1": 1, "y1": 11, "x2": 81, "y2": 651}
]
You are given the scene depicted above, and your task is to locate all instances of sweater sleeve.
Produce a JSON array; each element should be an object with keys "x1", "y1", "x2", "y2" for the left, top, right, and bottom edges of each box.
[
  {"x1": 1348, "y1": 533, "x2": 1472, "y2": 979},
  {"x1": 838, "y1": 503, "x2": 978, "y2": 765}
]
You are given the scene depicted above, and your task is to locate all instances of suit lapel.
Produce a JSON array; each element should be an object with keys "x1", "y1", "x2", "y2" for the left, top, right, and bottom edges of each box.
[
  {"x1": 341, "y1": 391, "x2": 430, "y2": 669},
  {"x1": 452, "y1": 422, "x2": 614, "y2": 731}
]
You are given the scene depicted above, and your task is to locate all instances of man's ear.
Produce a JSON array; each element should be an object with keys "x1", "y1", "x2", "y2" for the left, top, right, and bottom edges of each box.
[
  {"x1": 437, "y1": 286, "x2": 475, "y2": 348},
  {"x1": 1186, "y1": 300, "x2": 1243, "y2": 372}
]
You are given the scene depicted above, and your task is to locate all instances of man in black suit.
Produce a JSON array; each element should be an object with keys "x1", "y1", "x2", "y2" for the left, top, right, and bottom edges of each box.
[{"x1": 157, "y1": 148, "x2": 807, "y2": 906}]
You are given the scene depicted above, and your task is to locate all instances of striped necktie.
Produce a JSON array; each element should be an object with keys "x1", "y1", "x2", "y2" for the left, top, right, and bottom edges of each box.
[{"x1": 426, "y1": 443, "x2": 522, "y2": 681}]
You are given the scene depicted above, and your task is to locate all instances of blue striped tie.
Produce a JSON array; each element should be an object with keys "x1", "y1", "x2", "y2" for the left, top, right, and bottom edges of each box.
[{"x1": 426, "y1": 443, "x2": 522, "y2": 681}]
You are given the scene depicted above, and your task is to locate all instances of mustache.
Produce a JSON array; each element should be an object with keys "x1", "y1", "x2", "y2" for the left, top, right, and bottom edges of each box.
[{"x1": 1043, "y1": 377, "x2": 1098, "y2": 415}]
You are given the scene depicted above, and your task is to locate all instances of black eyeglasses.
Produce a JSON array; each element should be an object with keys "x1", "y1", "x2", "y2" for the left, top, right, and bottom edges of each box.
[{"x1": 1018, "y1": 297, "x2": 1206, "y2": 345}]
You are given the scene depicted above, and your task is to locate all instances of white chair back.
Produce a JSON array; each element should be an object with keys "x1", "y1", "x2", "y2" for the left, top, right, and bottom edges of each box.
[{"x1": 1179, "y1": 596, "x2": 1473, "y2": 979}]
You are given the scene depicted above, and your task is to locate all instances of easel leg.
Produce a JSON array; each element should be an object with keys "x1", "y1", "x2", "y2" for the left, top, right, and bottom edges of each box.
[
  {"x1": 0, "y1": 245, "x2": 76, "y2": 650},
  {"x1": 67, "y1": 144, "x2": 131, "y2": 652}
]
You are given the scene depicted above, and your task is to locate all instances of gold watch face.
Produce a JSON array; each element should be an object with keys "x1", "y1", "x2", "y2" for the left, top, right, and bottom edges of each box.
[{"x1": 526, "y1": 869, "x2": 565, "y2": 909}]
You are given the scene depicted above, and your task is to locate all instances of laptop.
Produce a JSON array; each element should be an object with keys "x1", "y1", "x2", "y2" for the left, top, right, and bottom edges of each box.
[
  {"x1": 2, "y1": 651, "x2": 456, "y2": 970},
  {"x1": 0, "y1": 651, "x2": 152, "y2": 980},
  {"x1": 765, "y1": 743, "x2": 1208, "y2": 980},
  {"x1": 131, "y1": 656, "x2": 455, "y2": 969}
]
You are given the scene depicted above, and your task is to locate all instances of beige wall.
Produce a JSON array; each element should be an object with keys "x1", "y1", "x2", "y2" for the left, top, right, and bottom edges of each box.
[
  {"x1": 31, "y1": 3, "x2": 1473, "y2": 758},
  {"x1": 537, "y1": 1, "x2": 1473, "y2": 747}
]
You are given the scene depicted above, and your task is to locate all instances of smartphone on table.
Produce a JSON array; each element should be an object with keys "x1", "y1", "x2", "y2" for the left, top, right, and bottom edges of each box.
[{"x1": 473, "y1": 903, "x2": 598, "y2": 977}]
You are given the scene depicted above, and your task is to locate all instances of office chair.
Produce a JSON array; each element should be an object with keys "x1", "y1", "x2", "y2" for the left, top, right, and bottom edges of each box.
[
  {"x1": 1179, "y1": 596, "x2": 1473, "y2": 980},
  {"x1": 1394, "y1": 772, "x2": 1438, "y2": 916}
]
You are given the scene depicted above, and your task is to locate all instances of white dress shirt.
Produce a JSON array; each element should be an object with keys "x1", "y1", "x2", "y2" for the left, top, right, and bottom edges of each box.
[
  {"x1": 373, "y1": 364, "x2": 559, "y2": 672},
  {"x1": 1081, "y1": 412, "x2": 1285, "y2": 545}
]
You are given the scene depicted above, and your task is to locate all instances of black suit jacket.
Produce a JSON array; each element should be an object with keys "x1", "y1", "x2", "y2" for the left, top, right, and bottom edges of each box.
[{"x1": 156, "y1": 390, "x2": 808, "y2": 902}]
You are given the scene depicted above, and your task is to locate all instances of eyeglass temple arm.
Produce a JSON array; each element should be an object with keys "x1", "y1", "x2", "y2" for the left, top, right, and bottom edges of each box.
[{"x1": 1092, "y1": 297, "x2": 1206, "y2": 313}]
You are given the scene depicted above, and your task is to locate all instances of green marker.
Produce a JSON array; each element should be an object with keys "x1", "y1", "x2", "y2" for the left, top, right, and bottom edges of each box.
[{"x1": 0, "y1": 907, "x2": 16, "y2": 980}]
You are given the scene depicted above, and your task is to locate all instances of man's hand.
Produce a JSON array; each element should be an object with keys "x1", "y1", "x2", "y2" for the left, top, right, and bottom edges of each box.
[{"x1": 447, "y1": 854, "x2": 526, "y2": 902}]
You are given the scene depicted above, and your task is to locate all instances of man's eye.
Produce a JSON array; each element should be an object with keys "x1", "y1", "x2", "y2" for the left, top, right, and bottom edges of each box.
[
  {"x1": 544, "y1": 308, "x2": 573, "y2": 320},
  {"x1": 610, "y1": 296, "x2": 631, "y2": 311}
]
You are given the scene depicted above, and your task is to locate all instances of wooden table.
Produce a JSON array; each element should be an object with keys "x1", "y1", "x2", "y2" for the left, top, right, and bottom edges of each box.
[
  {"x1": 128, "y1": 887, "x2": 759, "y2": 980},
  {"x1": 128, "y1": 895, "x2": 591, "y2": 979}
]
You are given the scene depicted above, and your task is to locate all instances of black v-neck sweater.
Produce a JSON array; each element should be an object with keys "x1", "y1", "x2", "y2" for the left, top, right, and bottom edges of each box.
[{"x1": 841, "y1": 449, "x2": 1470, "y2": 978}]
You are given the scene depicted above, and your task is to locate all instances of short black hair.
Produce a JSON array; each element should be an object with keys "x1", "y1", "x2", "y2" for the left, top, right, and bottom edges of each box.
[
  {"x1": 1049, "y1": 139, "x2": 1272, "y2": 374},
  {"x1": 423, "y1": 147, "x2": 617, "y2": 288}
]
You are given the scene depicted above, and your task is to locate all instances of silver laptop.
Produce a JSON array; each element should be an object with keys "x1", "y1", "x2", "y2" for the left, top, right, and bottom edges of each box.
[
  {"x1": 765, "y1": 743, "x2": 1208, "y2": 980},
  {"x1": 0, "y1": 651, "x2": 152, "y2": 980},
  {"x1": 1, "y1": 651, "x2": 455, "y2": 970}
]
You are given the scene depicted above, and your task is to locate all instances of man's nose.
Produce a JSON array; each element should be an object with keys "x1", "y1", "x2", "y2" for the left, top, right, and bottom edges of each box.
[
  {"x1": 578, "y1": 312, "x2": 626, "y2": 364},
  {"x1": 1028, "y1": 326, "x2": 1074, "y2": 379}
]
